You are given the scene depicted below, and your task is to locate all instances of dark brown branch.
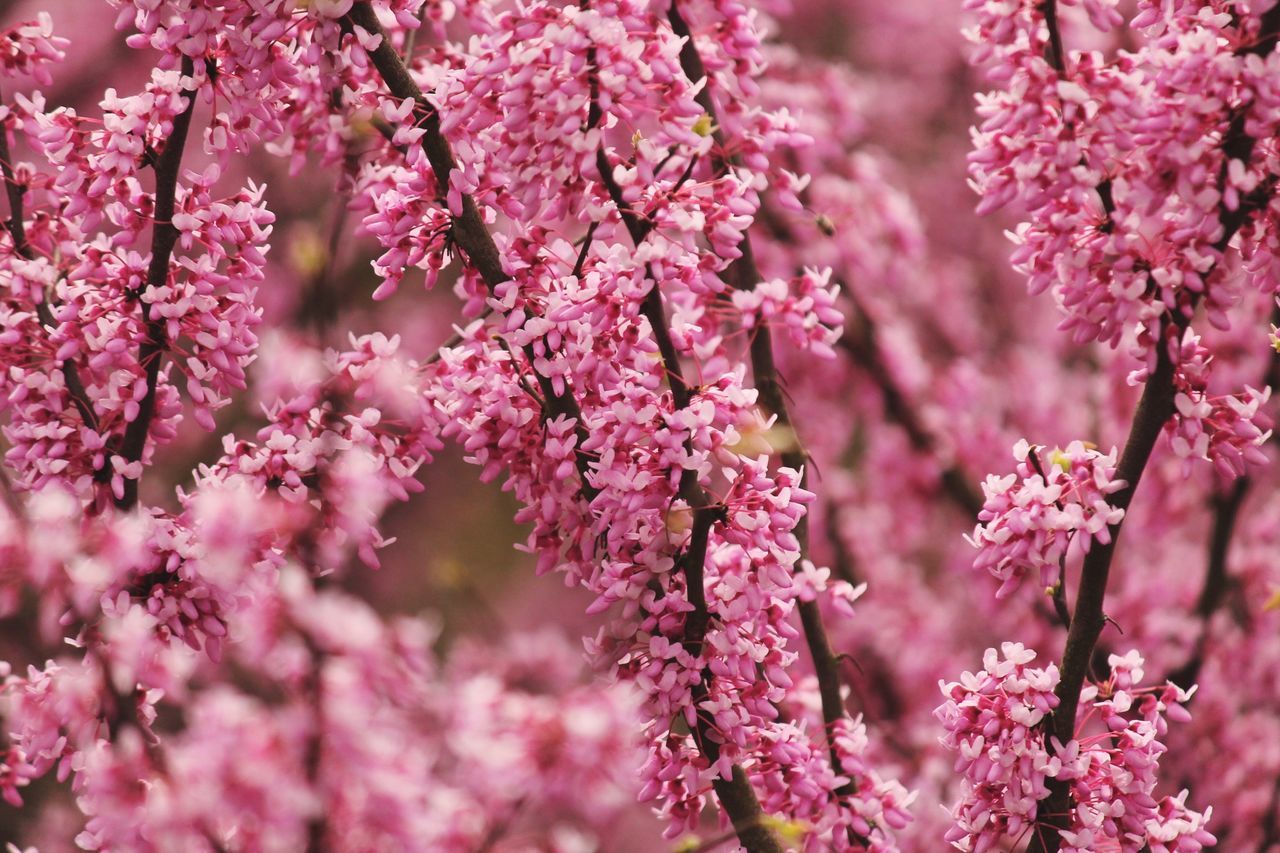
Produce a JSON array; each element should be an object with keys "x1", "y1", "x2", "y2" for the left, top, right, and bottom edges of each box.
[
  {"x1": 115, "y1": 55, "x2": 198, "y2": 511},
  {"x1": 1196, "y1": 478, "x2": 1250, "y2": 620},
  {"x1": 348, "y1": 6, "x2": 778, "y2": 846},
  {"x1": 1165, "y1": 307, "x2": 1280, "y2": 689},
  {"x1": 1165, "y1": 476, "x2": 1249, "y2": 690},
  {"x1": 667, "y1": 2, "x2": 869, "y2": 835},
  {"x1": 595, "y1": 129, "x2": 782, "y2": 853},
  {"x1": 302, "y1": 637, "x2": 328, "y2": 853},
  {"x1": 345, "y1": 2, "x2": 599, "y2": 500},
  {"x1": 1029, "y1": 338, "x2": 1179, "y2": 852},
  {"x1": 1038, "y1": 0, "x2": 1067, "y2": 74},
  {"x1": 838, "y1": 303, "x2": 984, "y2": 518},
  {"x1": 751, "y1": 185, "x2": 981, "y2": 519},
  {"x1": 0, "y1": 104, "x2": 100, "y2": 435},
  {"x1": 1030, "y1": 13, "x2": 1280, "y2": 848},
  {"x1": 344, "y1": 5, "x2": 505, "y2": 289}
]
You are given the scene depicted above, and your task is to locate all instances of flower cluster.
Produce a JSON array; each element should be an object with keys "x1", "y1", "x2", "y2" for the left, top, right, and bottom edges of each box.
[
  {"x1": 935, "y1": 643, "x2": 1061, "y2": 850},
  {"x1": 0, "y1": 13, "x2": 68, "y2": 84},
  {"x1": 960, "y1": 0, "x2": 1280, "y2": 847},
  {"x1": 0, "y1": 66, "x2": 272, "y2": 504},
  {"x1": 968, "y1": 439, "x2": 1126, "y2": 598},
  {"x1": 937, "y1": 646, "x2": 1214, "y2": 852},
  {"x1": 967, "y1": 0, "x2": 1280, "y2": 368},
  {"x1": 0, "y1": 0, "x2": 1271, "y2": 849},
  {"x1": 1164, "y1": 331, "x2": 1273, "y2": 478},
  {"x1": 1055, "y1": 652, "x2": 1215, "y2": 853},
  {"x1": 733, "y1": 266, "x2": 844, "y2": 358}
]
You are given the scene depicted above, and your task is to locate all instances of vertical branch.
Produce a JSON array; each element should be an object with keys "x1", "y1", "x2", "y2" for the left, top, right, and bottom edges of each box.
[
  {"x1": 1165, "y1": 312, "x2": 1279, "y2": 688},
  {"x1": 344, "y1": 4, "x2": 598, "y2": 498},
  {"x1": 1030, "y1": 12, "x2": 1280, "y2": 847},
  {"x1": 115, "y1": 54, "x2": 198, "y2": 510},
  {"x1": 667, "y1": 0, "x2": 864, "y2": 819},
  {"x1": 343, "y1": 5, "x2": 505, "y2": 289},
  {"x1": 0, "y1": 97, "x2": 100, "y2": 434},
  {"x1": 1029, "y1": 336, "x2": 1180, "y2": 851},
  {"x1": 1164, "y1": 476, "x2": 1249, "y2": 690},
  {"x1": 344, "y1": 5, "x2": 779, "y2": 848},
  {"x1": 597, "y1": 146, "x2": 783, "y2": 853},
  {"x1": 1038, "y1": 0, "x2": 1066, "y2": 74}
]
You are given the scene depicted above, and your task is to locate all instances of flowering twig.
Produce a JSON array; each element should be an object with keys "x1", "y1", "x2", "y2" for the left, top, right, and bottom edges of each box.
[
  {"x1": 343, "y1": 3, "x2": 600, "y2": 499},
  {"x1": 1028, "y1": 12, "x2": 1280, "y2": 847},
  {"x1": 588, "y1": 49, "x2": 785, "y2": 853},
  {"x1": 345, "y1": 4, "x2": 779, "y2": 847},
  {"x1": 1166, "y1": 318, "x2": 1280, "y2": 688},
  {"x1": 0, "y1": 96, "x2": 100, "y2": 435},
  {"x1": 116, "y1": 54, "x2": 198, "y2": 511},
  {"x1": 667, "y1": 0, "x2": 866, "y2": 832}
]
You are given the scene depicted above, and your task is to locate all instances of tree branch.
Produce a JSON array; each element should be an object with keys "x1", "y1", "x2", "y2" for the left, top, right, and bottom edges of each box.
[
  {"x1": 1164, "y1": 476, "x2": 1249, "y2": 690},
  {"x1": 593, "y1": 92, "x2": 783, "y2": 853},
  {"x1": 667, "y1": 0, "x2": 867, "y2": 828},
  {"x1": 1029, "y1": 13, "x2": 1280, "y2": 848},
  {"x1": 0, "y1": 99, "x2": 100, "y2": 437},
  {"x1": 838, "y1": 301, "x2": 983, "y2": 518},
  {"x1": 115, "y1": 55, "x2": 198, "y2": 510},
  {"x1": 347, "y1": 5, "x2": 777, "y2": 847},
  {"x1": 344, "y1": 2, "x2": 600, "y2": 501}
]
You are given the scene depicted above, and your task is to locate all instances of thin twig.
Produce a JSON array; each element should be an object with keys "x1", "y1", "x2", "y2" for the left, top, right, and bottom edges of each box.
[{"x1": 0, "y1": 98, "x2": 100, "y2": 436}]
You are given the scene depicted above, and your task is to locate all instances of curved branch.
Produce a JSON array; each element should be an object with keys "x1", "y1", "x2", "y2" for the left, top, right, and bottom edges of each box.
[{"x1": 345, "y1": 4, "x2": 777, "y2": 847}]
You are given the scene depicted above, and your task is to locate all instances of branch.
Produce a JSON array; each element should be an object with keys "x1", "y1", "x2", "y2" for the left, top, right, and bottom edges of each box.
[
  {"x1": 667, "y1": 0, "x2": 867, "y2": 826},
  {"x1": 1164, "y1": 308, "x2": 1280, "y2": 688},
  {"x1": 1029, "y1": 14, "x2": 1280, "y2": 848},
  {"x1": 346, "y1": 6, "x2": 777, "y2": 846},
  {"x1": 595, "y1": 122, "x2": 783, "y2": 853},
  {"x1": 343, "y1": 3, "x2": 599, "y2": 499},
  {"x1": 838, "y1": 301, "x2": 983, "y2": 518},
  {"x1": 0, "y1": 100, "x2": 101, "y2": 436},
  {"x1": 679, "y1": 501, "x2": 782, "y2": 853},
  {"x1": 1164, "y1": 476, "x2": 1249, "y2": 690},
  {"x1": 1038, "y1": 0, "x2": 1067, "y2": 74},
  {"x1": 343, "y1": 5, "x2": 504, "y2": 288},
  {"x1": 115, "y1": 55, "x2": 198, "y2": 511},
  {"x1": 751, "y1": 181, "x2": 981, "y2": 519}
]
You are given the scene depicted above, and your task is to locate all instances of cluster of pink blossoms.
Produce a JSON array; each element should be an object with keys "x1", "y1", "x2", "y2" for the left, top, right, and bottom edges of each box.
[
  {"x1": 937, "y1": 645, "x2": 1214, "y2": 853},
  {"x1": 0, "y1": 0, "x2": 932, "y2": 849},
  {"x1": 0, "y1": 0, "x2": 1270, "y2": 846},
  {"x1": 958, "y1": 0, "x2": 1280, "y2": 845},
  {"x1": 1164, "y1": 330, "x2": 1273, "y2": 477},
  {"x1": 968, "y1": 439, "x2": 1126, "y2": 598},
  {"x1": 732, "y1": 267, "x2": 844, "y2": 359},
  {"x1": 967, "y1": 0, "x2": 1280, "y2": 393},
  {"x1": 0, "y1": 12, "x2": 66, "y2": 83},
  {"x1": 0, "y1": 67, "x2": 272, "y2": 504}
]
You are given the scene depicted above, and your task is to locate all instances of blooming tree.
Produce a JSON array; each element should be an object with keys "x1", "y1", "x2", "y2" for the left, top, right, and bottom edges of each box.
[{"x1": 0, "y1": 0, "x2": 1273, "y2": 851}]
